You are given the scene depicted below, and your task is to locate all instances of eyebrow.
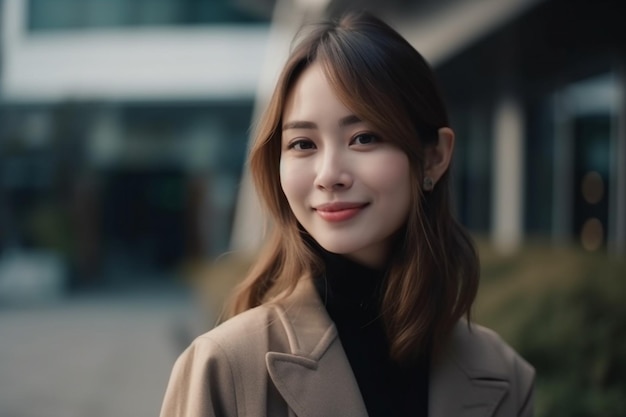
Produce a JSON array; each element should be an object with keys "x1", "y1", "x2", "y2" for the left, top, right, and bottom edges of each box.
[{"x1": 282, "y1": 114, "x2": 363, "y2": 131}]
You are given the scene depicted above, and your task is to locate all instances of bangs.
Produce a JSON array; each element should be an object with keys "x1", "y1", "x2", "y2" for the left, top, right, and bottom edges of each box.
[{"x1": 314, "y1": 28, "x2": 436, "y2": 165}]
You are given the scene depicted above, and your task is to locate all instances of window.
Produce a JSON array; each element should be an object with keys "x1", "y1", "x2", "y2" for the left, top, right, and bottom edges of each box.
[{"x1": 28, "y1": 0, "x2": 270, "y2": 31}]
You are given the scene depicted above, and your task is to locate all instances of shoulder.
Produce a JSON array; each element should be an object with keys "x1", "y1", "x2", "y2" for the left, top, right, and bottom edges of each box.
[
  {"x1": 186, "y1": 303, "x2": 284, "y2": 361},
  {"x1": 175, "y1": 303, "x2": 281, "y2": 365},
  {"x1": 447, "y1": 321, "x2": 535, "y2": 414},
  {"x1": 160, "y1": 304, "x2": 287, "y2": 417},
  {"x1": 449, "y1": 321, "x2": 534, "y2": 380}
]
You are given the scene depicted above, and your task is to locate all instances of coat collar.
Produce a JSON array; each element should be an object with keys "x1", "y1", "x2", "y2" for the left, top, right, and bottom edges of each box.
[
  {"x1": 429, "y1": 321, "x2": 510, "y2": 417},
  {"x1": 265, "y1": 278, "x2": 509, "y2": 417},
  {"x1": 265, "y1": 277, "x2": 368, "y2": 417}
]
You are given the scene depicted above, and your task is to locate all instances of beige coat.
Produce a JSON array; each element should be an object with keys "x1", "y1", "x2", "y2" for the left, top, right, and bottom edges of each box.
[{"x1": 160, "y1": 278, "x2": 534, "y2": 417}]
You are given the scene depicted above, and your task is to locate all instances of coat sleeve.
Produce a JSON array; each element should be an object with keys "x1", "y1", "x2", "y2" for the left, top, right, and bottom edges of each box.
[
  {"x1": 514, "y1": 354, "x2": 535, "y2": 417},
  {"x1": 160, "y1": 336, "x2": 239, "y2": 417}
]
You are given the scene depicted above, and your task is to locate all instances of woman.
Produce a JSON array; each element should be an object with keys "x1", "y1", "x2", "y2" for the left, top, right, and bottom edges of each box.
[{"x1": 160, "y1": 11, "x2": 534, "y2": 417}]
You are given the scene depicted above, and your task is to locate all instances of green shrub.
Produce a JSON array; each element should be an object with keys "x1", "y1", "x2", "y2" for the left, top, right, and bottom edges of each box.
[{"x1": 475, "y1": 242, "x2": 626, "y2": 417}]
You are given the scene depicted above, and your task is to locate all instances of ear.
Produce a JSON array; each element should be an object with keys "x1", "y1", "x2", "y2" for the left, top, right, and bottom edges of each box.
[{"x1": 424, "y1": 127, "x2": 455, "y2": 185}]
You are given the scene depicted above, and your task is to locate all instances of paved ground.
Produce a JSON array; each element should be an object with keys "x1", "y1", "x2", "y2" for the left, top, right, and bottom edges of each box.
[{"x1": 0, "y1": 288, "x2": 209, "y2": 417}]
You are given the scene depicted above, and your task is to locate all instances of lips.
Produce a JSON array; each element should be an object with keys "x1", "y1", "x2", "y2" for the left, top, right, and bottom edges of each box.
[{"x1": 314, "y1": 202, "x2": 369, "y2": 222}]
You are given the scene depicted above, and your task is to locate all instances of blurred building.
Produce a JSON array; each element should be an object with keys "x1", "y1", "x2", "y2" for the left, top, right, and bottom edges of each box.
[
  {"x1": 428, "y1": 0, "x2": 625, "y2": 256},
  {"x1": 233, "y1": 0, "x2": 626, "y2": 257},
  {"x1": 1, "y1": 0, "x2": 624, "y2": 298},
  {"x1": 0, "y1": 0, "x2": 272, "y2": 292}
]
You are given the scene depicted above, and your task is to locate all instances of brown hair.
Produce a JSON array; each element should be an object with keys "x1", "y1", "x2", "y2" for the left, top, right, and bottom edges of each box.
[{"x1": 228, "y1": 11, "x2": 479, "y2": 363}]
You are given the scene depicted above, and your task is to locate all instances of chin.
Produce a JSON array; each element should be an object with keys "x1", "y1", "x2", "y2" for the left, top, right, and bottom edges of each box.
[{"x1": 313, "y1": 237, "x2": 364, "y2": 256}]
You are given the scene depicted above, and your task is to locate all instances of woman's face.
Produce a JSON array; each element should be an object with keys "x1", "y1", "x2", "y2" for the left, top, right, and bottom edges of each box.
[{"x1": 279, "y1": 62, "x2": 412, "y2": 268}]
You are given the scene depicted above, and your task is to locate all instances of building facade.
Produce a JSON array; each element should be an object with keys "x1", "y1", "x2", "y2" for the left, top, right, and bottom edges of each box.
[
  {"x1": 0, "y1": 0, "x2": 271, "y2": 291},
  {"x1": 1, "y1": 0, "x2": 623, "y2": 296}
]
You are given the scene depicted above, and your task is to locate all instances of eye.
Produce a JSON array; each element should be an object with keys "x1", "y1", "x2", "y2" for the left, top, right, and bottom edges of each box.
[
  {"x1": 287, "y1": 139, "x2": 316, "y2": 151},
  {"x1": 351, "y1": 133, "x2": 379, "y2": 146}
]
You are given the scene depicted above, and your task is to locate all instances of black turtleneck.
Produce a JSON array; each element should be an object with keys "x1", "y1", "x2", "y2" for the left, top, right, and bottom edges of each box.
[{"x1": 313, "y1": 248, "x2": 429, "y2": 417}]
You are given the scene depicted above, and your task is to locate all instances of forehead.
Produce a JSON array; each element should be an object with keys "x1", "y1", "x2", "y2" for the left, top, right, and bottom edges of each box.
[{"x1": 283, "y1": 62, "x2": 353, "y2": 121}]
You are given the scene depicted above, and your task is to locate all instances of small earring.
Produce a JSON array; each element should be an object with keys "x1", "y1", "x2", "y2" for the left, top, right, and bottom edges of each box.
[{"x1": 423, "y1": 176, "x2": 434, "y2": 191}]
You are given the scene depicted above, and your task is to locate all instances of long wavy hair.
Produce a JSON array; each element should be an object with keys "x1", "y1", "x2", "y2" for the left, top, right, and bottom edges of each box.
[{"x1": 227, "y1": 11, "x2": 479, "y2": 363}]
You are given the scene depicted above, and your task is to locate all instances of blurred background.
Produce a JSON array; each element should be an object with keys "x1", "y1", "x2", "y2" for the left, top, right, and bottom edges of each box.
[{"x1": 0, "y1": 0, "x2": 624, "y2": 416}]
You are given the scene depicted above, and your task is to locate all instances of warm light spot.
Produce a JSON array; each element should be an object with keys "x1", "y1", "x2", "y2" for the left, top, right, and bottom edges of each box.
[
  {"x1": 581, "y1": 171, "x2": 604, "y2": 204},
  {"x1": 580, "y1": 218, "x2": 604, "y2": 251}
]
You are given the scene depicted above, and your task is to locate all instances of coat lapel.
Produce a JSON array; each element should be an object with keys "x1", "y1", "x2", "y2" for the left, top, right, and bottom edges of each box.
[
  {"x1": 429, "y1": 322, "x2": 510, "y2": 417},
  {"x1": 265, "y1": 279, "x2": 510, "y2": 417},
  {"x1": 265, "y1": 278, "x2": 368, "y2": 417}
]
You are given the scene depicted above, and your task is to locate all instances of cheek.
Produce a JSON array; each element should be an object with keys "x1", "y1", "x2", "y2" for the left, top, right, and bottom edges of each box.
[
  {"x1": 367, "y1": 152, "x2": 412, "y2": 193},
  {"x1": 279, "y1": 158, "x2": 309, "y2": 204},
  {"x1": 279, "y1": 158, "x2": 286, "y2": 185},
  {"x1": 369, "y1": 154, "x2": 413, "y2": 224}
]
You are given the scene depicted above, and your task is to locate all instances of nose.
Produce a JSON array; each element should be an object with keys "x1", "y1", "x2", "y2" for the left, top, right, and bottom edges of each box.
[{"x1": 314, "y1": 148, "x2": 353, "y2": 191}]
